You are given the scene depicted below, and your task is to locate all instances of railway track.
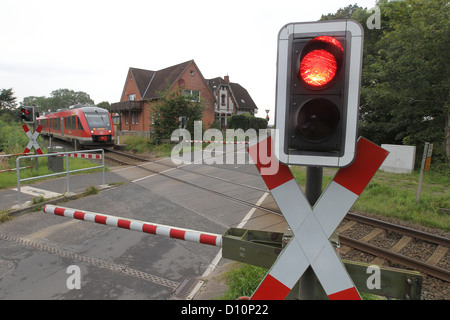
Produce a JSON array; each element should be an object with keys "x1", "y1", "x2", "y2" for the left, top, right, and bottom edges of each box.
[
  {"x1": 103, "y1": 148, "x2": 450, "y2": 293},
  {"x1": 103, "y1": 149, "x2": 148, "y2": 166},
  {"x1": 337, "y1": 213, "x2": 449, "y2": 283}
]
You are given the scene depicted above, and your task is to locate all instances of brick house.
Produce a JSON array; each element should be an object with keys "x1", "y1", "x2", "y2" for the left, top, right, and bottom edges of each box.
[
  {"x1": 111, "y1": 60, "x2": 257, "y2": 135},
  {"x1": 206, "y1": 75, "x2": 258, "y2": 128}
]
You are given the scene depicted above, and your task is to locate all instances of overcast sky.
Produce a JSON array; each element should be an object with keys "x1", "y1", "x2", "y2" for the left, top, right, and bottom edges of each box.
[{"x1": 1, "y1": 0, "x2": 377, "y2": 122}]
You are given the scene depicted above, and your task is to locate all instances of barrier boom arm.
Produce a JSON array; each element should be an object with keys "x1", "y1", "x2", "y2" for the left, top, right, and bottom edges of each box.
[{"x1": 43, "y1": 205, "x2": 222, "y2": 247}]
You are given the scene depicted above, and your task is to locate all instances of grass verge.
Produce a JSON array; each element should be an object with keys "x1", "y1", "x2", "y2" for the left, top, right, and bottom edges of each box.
[
  {"x1": 0, "y1": 156, "x2": 103, "y2": 190},
  {"x1": 118, "y1": 136, "x2": 172, "y2": 157},
  {"x1": 216, "y1": 263, "x2": 268, "y2": 300},
  {"x1": 290, "y1": 166, "x2": 450, "y2": 232}
]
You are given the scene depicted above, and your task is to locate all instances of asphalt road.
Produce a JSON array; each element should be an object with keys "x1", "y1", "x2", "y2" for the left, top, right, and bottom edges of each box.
[{"x1": 0, "y1": 149, "x2": 286, "y2": 299}]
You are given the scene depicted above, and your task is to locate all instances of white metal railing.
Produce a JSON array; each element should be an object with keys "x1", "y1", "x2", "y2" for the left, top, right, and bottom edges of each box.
[{"x1": 16, "y1": 149, "x2": 105, "y2": 206}]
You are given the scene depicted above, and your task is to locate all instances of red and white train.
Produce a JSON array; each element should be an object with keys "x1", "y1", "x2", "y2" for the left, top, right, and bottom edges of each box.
[{"x1": 37, "y1": 104, "x2": 115, "y2": 148}]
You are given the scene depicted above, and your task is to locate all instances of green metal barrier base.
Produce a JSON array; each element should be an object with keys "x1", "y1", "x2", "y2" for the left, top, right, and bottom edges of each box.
[{"x1": 222, "y1": 227, "x2": 422, "y2": 300}]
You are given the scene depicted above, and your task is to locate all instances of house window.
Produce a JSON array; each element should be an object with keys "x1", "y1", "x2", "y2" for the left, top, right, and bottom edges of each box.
[
  {"x1": 132, "y1": 113, "x2": 139, "y2": 125},
  {"x1": 221, "y1": 94, "x2": 226, "y2": 106},
  {"x1": 183, "y1": 89, "x2": 200, "y2": 102},
  {"x1": 190, "y1": 70, "x2": 195, "y2": 76},
  {"x1": 128, "y1": 94, "x2": 136, "y2": 101}
]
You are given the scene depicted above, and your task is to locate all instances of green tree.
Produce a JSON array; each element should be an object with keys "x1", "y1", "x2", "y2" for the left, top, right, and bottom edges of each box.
[
  {"x1": 22, "y1": 96, "x2": 49, "y2": 109},
  {"x1": 362, "y1": 0, "x2": 449, "y2": 164},
  {"x1": 320, "y1": 3, "x2": 363, "y2": 20},
  {"x1": 150, "y1": 88, "x2": 205, "y2": 143},
  {"x1": 97, "y1": 101, "x2": 111, "y2": 111},
  {"x1": 0, "y1": 88, "x2": 17, "y2": 111},
  {"x1": 22, "y1": 88, "x2": 95, "y2": 113},
  {"x1": 321, "y1": 0, "x2": 450, "y2": 164}
]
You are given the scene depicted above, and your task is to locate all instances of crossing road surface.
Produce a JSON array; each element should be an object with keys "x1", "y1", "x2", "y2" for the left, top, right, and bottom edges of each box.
[{"x1": 0, "y1": 148, "x2": 286, "y2": 299}]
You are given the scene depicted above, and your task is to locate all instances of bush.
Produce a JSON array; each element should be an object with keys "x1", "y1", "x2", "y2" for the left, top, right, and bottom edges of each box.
[
  {"x1": 0, "y1": 116, "x2": 36, "y2": 154},
  {"x1": 227, "y1": 114, "x2": 267, "y2": 132}
]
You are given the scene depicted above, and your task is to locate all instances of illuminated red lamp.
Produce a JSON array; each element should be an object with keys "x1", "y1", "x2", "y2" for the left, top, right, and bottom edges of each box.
[{"x1": 299, "y1": 36, "x2": 344, "y2": 88}]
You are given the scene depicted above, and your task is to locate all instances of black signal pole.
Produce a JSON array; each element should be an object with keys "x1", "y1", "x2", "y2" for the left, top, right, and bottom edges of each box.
[{"x1": 299, "y1": 166, "x2": 323, "y2": 299}]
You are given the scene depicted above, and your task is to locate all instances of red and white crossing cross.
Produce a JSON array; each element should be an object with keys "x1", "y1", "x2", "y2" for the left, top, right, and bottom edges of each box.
[
  {"x1": 248, "y1": 137, "x2": 389, "y2": 300},
  {"x1": 22, "y1": 124, "x2": 43, "y2": 155}
]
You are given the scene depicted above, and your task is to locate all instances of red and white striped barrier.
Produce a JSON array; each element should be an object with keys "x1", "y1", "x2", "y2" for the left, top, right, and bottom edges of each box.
[
  {"x1": 184, "y1": 140, "x2": 249, "y2": 145},
  {"x1": 0, "y1": 166, "x2": 32, "y2": 173},
  {"x1": 248, "y1": 137, "x2": 389, "y2": 300},
  {"x1": 22, "y1": 124, "x2": 43, "y2": 155},
  {"x1": 55, "y1": 152, "x2": 102, "y2": 159},
  {"x1": 43, "y1": 205, "x2": 222, "y2": 247}
]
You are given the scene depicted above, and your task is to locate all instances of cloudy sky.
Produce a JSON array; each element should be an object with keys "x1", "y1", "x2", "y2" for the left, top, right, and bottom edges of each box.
[{"x1": 1, "y1": 0, "x2": 376, "y2": 123}]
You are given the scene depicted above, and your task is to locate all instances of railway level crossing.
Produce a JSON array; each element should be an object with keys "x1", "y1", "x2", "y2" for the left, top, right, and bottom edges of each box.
[
  {"x1": 42, "y1": 134, "x2": 423, "y2": 299},
  {"x1": 36, "y1": 19, "x2": 423, "y2": 299}
]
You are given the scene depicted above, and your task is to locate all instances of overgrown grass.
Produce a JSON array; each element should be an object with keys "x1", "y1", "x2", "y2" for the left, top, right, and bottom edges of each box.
[
  {"x1": 82, "y1": 185, "x2": 99, "y2": 196},
  {"x1": 216, "y1": 263, "x2": 268, "y2": 300},
  {"x1": 119, "y1": 135, "x2": 209, "y2": 158},
  {"x1": 119, "y1": 135, "x2": 172, "y2": 157},
  {"x1": 0, "y1": 210, "x2": 11, "y2": 223},
  {"x1": 290, "y1": 166, "x2": 450, "y2": 232}
]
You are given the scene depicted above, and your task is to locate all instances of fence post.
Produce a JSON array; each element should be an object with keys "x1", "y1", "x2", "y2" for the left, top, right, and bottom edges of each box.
[
  {"x1": 66, "y1": 153, "x2": 70, "y2": 194},
  {"x1": 102, "y1": 149, "x2": 105, "y2": 185},
  {"x1": 416, "y1": 142, "x2": 429, "y2": 203},
  {"x1": 16, "y1": 156, "x2": 21, "y2": 206}
]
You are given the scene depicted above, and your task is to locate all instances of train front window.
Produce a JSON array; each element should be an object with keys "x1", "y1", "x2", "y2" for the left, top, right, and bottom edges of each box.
[{"x1": 84, "y1": 112, "x2": 111, "y2": 130}]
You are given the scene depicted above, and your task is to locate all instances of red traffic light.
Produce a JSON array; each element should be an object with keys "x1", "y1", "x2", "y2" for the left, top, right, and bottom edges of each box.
[
  {"x1": 299, "y1": 36, "x2": 344, "y2": 88},
  {"x1": 275, "y1": 21, "x2": 364, "y2": 167},
  {"x1": 20, "y1": 106, "x2": 35, "y2": 122}
]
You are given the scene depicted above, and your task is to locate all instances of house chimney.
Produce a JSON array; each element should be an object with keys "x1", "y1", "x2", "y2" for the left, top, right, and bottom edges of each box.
[{"x1": 224, "y1": 75, "x2": 230, "y2": 84}]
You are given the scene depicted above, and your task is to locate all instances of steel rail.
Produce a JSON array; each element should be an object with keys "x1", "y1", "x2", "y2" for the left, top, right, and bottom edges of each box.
[
  {"x1": 346, "y1": 212, "x2": 450, "y2": 247},
  {"x1": 339, "y1": 234, "x2": 450, "y2": 282}
]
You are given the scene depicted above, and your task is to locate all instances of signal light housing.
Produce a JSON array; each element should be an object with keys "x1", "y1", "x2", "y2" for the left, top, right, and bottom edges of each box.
[
  {"x1": 20, "y1": 106, "x2": 35, "y2": 123},
  {"x1": 274, "y1": 20, "x2": 364, "y2": 167}
]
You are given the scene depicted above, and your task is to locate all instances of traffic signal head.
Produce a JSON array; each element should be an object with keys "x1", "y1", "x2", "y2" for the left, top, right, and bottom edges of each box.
[
  {"x1": 274, "y1": 20, "x2": 364, "y2": 167},
  {"x1": 20, "y1": 106, "x2": 35, "y2": 123}
]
